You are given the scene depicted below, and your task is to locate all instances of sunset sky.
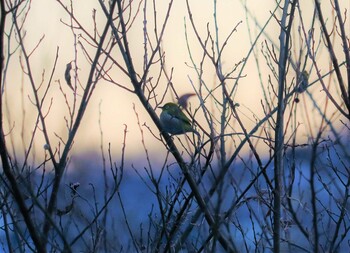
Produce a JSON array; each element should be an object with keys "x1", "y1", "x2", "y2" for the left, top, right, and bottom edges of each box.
[{"x1": 4, "y1": 0, "x2": 348, "y2": 162}]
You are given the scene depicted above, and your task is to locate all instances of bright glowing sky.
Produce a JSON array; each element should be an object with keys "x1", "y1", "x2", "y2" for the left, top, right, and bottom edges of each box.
[{"x1": 4, "y1": 0, "x2": 348, "y2": 161}]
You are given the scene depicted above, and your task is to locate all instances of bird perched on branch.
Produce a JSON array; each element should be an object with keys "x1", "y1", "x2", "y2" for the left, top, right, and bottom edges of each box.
[
  {"x1": 294, "y1": 70, "x2": 309, "y2": 103},
  {"x1": 160, "y1": 102, "x2": 199, "y2": 135},
  {"x1": 296, "y1": 70, "x2": 309, "y2": 93}
]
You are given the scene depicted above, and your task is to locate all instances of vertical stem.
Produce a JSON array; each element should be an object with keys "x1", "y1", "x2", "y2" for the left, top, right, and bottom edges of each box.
[
  {"x1": 42, "y1": 1, "x2": 115, "y2": 245},
  {"x1": 213, "y1": 0, "x2": 226, "y2": 168},
  {"x1": 314, "y1": 0, "x2": 350, "y2": 116},
  {"x1": 333, "y1": 0, "x2": 350, "y2": 107},
  {"x1": 0, "y1": 2, "x2": 46, "y2": 252},
  {"x1": 310, "y1": 133, "x2": 321, "y2": 253},
  {"x1": 274, "y1": 1, "x2": 297, "y2": 252}
]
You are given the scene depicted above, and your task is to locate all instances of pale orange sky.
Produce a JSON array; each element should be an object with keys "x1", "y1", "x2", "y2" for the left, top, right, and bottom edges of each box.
[{"x1": 4, "y1": 0, "x2": 349, "y2": 162}]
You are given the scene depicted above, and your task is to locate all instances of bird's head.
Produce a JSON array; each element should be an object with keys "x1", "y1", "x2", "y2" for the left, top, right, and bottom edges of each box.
[
  {"x1": 301, "y1": 70, "x2": 309, "y2": 79},
  {"x1": 160, "y1": 102, "x2": 180, "y2": 114}
]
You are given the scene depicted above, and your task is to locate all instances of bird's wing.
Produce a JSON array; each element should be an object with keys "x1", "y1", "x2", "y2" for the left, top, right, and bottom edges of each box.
[{"x1": 173, "y1": 110, "x2": 191, "y2": 124}]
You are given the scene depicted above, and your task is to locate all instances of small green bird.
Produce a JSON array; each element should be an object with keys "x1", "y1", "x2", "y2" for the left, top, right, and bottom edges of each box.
[
  {"x1": 160, "y1": 102, "x2": 199, "y2": 135},
  {"x1": 296, "y1": 70, "x2": 309, "y2": 93}
]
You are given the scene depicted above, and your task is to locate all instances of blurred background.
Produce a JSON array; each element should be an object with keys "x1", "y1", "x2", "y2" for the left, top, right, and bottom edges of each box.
[{"x1": 5, "y1": 0, "x2": 321, "y2": 158}]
